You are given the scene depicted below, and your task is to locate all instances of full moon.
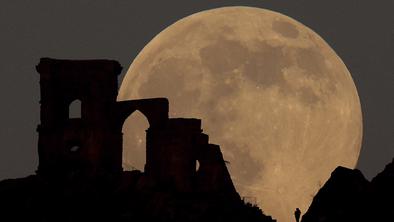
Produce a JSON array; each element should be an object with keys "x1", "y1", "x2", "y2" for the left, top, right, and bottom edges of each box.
[{"x1": 118, "y1": 6, "x2": 362, "y2": 222}]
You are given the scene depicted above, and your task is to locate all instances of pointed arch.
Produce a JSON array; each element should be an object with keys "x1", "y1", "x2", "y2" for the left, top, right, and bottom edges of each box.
[{"x1": 122, "y1": 110, "x2": 150, "y2": 172}]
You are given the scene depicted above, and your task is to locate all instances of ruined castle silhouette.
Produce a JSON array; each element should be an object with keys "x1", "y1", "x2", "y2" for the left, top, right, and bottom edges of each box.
[
  {"x1": 0, "y1": 58, "x2": 278, "y2": 222},
  {"x1": 35, "y1": 57, "x2": 236, "y2": 195}
]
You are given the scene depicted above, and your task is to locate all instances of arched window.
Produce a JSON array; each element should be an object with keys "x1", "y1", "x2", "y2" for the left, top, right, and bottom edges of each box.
[
  {"x1": 122, "y1": 110, "x2": 149, "y2": 172},
  {"x1": 69, "y1": 99, "x2": 81, "y2": 118}
]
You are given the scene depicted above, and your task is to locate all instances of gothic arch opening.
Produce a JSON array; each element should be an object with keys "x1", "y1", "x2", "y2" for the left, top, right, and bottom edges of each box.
[
  {"x1": 69, "y1": 99, "x2": 82, "y2": 118},
  {"x1": 122, "y1": 110, "x2": 150, "y2": 172}
]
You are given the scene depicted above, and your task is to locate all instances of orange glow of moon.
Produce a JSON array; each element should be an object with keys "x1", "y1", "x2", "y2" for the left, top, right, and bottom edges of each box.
[{"x1": 118, "y1": 6, "x2": 362, "y2": 222}]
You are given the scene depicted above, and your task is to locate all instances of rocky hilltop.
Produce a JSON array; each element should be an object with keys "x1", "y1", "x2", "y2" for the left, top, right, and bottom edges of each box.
[
  {"x1": 302, "y1": 158, "x2": 394, "y2": 222},
  {"x1": 0, "y1": 171, "x2": 275, "y2": 222}
]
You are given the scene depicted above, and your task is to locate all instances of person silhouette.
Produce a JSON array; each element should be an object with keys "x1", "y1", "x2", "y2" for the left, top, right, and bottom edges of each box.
[{"x1": 294, "y1": 208, "x2": 301, "y2": 222}]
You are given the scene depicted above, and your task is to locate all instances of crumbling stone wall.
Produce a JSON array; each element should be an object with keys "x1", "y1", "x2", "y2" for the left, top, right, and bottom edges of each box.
[{"x1": 35, "y1": 58, "x2": 238, "y2": 196}]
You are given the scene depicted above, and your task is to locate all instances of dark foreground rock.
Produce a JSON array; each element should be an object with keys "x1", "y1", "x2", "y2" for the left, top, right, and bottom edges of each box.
[
  {"x1": 0, "y1": 172, "x2": 275, "y2": 222},
  {"x1": 302, "y1": 159, "x2": 394, "y2": 222}
]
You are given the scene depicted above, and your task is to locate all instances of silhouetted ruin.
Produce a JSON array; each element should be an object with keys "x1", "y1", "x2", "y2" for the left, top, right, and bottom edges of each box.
[
  {"x1": 0, "y1": 58, "x2": 275, "y2": 222},
  {"x1": 35, "y1": 58, "x2": 238, "y2": 196}
]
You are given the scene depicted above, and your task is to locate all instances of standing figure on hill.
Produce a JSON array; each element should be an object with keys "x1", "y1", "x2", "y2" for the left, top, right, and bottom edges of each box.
[{"x1": 295, "y1": 208, "x2": 301, "y2": 222}]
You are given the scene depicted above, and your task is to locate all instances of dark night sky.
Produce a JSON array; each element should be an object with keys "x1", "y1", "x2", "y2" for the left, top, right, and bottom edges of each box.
[{"x1": 0, "y1": 0, "x2": 393, "y2": 180}]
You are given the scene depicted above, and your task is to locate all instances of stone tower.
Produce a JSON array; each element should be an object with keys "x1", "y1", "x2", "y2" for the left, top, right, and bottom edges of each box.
[
  {"x1": 35, "y1": 58, "x2": 169, "y2": 178},
  {"x1": 36, "y1": 58, "x2": 124, "y2": 177}
]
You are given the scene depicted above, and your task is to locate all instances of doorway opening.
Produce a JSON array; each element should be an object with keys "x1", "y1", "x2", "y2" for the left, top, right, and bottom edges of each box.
[{"x1": 122, "y1": 110, "x2": 149, "y2": 172}]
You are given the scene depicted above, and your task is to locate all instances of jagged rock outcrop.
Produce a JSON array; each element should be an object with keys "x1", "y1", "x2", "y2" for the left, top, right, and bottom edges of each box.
[
  {"x1": 370, "y1": 158, "x2": 394, "y2": 221},
  {"x1": 302, "y1": 159, "x2": 394, "y2": 222}
]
